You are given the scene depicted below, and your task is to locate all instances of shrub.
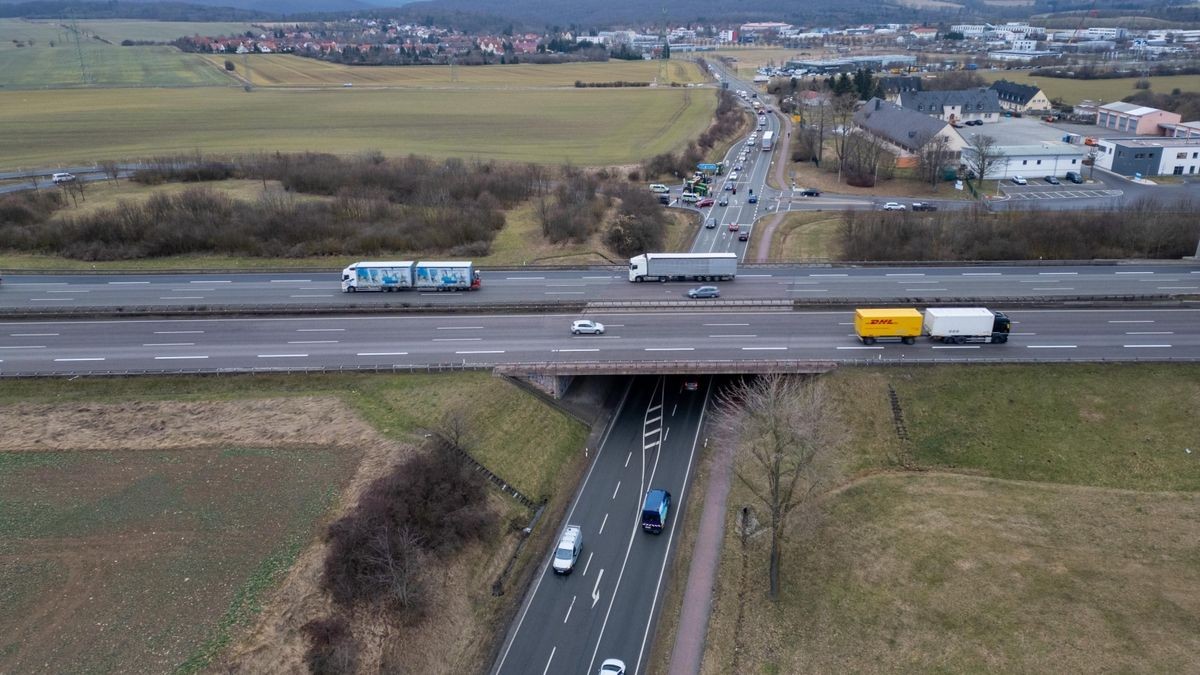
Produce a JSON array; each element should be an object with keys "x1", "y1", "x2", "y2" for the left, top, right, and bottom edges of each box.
[{"x1": 302, "y1": 616, "x2": 358, "y2": 675}]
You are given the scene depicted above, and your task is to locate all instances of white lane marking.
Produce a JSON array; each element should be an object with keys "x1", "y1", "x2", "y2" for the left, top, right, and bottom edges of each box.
[
  {"x1": 583, "y1": 552, "x2": 594, "y2": 576},
  {"x1": 709, "y1": 334, "x2": 756, "y2": 338},
  {"x1": 257, "y1": 353, "x2": 308, "y2": 358},
  {"x1": 1159, "y1": 286, "x2": 1199, "y2": 290},
  {"x1": 143, "y1": 342, "x2": 194, "y2": 347},
  {"x1": 886, "y1": 273, "x2": 925, "y2": 277},
  {"x1": 8, "y1": 282, "x2": 67, "y2": 286},
  {"x1": 591, "y1": 569, "x2": 604, "y2": 607},
  {"x1": 645, "y1": 347, "x2": 694, "y2": 352},
  {"x1": 743, "y1": 346, "x2": 787, "y2": 351},
  {"x1": 1109, "y1": 320, "x2": 1154, "y2": 323},
  {"x1": 1116, "y1": 271, "x2": 1153, "y2": 275},
  {"x1": 154, "y1": 355, "x2": 209, "y2": 360},
  {"x1": 1027, "y1": 345, "x2": 1077, "y2": 349},
  {"x1": 598, "y1": 513, "x2": 609, "y2": 535},
  {"x1": 1039, "y1": 272, "x2": 1078, "y2": 276},
  {"x1": 0, "y1": 345, "x2": 45, "y2": 349},
  {"x1": 907, "y1": 288, "x2": 948, "y2": 292},
  {"x1": 155, "y1": 330, "x2": 204, "y2": 334},
  {"x1": 962, "y1": 272, "x2": 1001, "y2": 276},
  {"x1": 505, "y1": 276, "x2": 545, "y2": 280},
  {"x1": 299, "y1": 287, "x2": 329, "y2": 290},
  {"x1": 547, "y1": 283, "x2": 586, "y2": 287},
  {"x1": 1126, "y1": 331, "x2": 1173, "y2": 335},
  {"x1": 357, "y1": 352, "x2": 409, "y2": 356},
  {"x1": 738, "y1": 274, "x2": 772, "y2": 278},
  {"x1": 46, "y1": 289, "x2": 86, "y2": 293},
  {"x1": 290, "y1": 294, "x2": 334, "y2": 298},
  {"x1": 625, "y1": 452, "x2": 632, "y2": 468},
  {"x1": 786, "y1": 289, "x2": 828, "y2": 292},
  {"x1": 932, "y1": 345, "x2": 981, "y2": 349},
  {"x1": 192, "y1": 280, "x2": 230, "y2": 283},
  {"x1": 1021, "y1": 279, "x2": 1055, "y2": 283},
  {"x1": 644, "y1": 429, "x2": 659, "y2": 438},
  {"x1": 582, "y1": 276, "x2": 615, "y2": 279},
  {"x1": 159, "y1": 296, "x2": 204, "y2": 300},
  {"x1": 563, "y1": 595, "x2": 576, "y2": 624},
  {"x1": 554, "y1": 348, "x2": 600, "y2": 353},
  {"x1": 270, "y1": 279, "x2": 311, "y2": 283},
  {"x1": 1032, "y1": 287, "x2": 1073, "y2": 291},
  {"x1": 1010, "y1": 332, "x2": 1038, "y2": 336},
  {"x1": 810, "y1": 273, "x2": 848, "y2": 277},
  {"x1": 31, "y1": 298, "x2": 72, "y2": 301},
  {"x1": 437, "y1": 326, "x2": 484, "y2": 330},
  {"x1": 612, "y1": 482, "x2": 621, "y2": 500},
  {"x1": 1124, "y1": 344, "x2": 1172, "y2": 348},
  {"x1": 54, "y1": 357, "x2": 104, "y2": 362},
  {"x1": 297, "y1": 328, "x2": 344, "y2": 332},
  {"x1": 545, "y1": 291, "x2": 586, "y2": 295},
  {"x1": 899, "y1": 280, "x2": 938, "y2": 284},
  {"x1": 433, "y1": 337, "x2": 482, "y2": 342},
  {"x1": 646, "y1": 415, "x2": 662, "y2": 425},
  {"x1": 288, "y1": 340, "x2": 338, "y2": 344},
  {"x1": 174, "y1": 288, "x2": 213, "y2": 292},
  {"x1": 837, "y1": 346, "x2": 883, "y2": 350},
  {"x1": 108, "y1": 281, "x2": 149, "y2": 285},
  {"x1": 456, "y1": 350, "x2": 505, "y2": 354},
  {"x1": 703, "y1": 323, "x2": 749, "y2": 326},
  {"x1": 10, "y1": 333, "x2": 58, "y2": 337},
  {"x1": 542, "y1": 647, "x2": 556, "y2": 675}
]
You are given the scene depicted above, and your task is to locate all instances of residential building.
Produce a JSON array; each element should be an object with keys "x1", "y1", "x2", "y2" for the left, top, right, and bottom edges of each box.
[
  {"x1": 898, "y1": 88, "x2": 1003, "y2": 124},
  {"x1": 879, "y1": 75, "x2": 922, "y2": 102},
  {"x1": 1096, "y1": 137, "x2": 1200, "y2": 176},
  {"x1": 950, "y1": 24, "x2": 987, "y2": 37},
  {"x1": 988, "y1": 79, "x2": 1052, "y2": 112},
  {"x1": 1096, "y1": 102, "x2": 1181, "y2": 134},
  {"x1": 963, "y1": 141, "x2": 1087, "y2": 178},
  {"x1": 909, "y1": 28, "x2": 938, "y2": 41},
  {"x1": 852, "y1": 98, "x2": 966, "y2": 166}
]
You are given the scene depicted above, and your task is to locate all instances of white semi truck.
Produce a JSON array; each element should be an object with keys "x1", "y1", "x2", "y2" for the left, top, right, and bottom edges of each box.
[
  {"x1": 341, "y1": 260, "x2": 481, "y2": 292},
  {"x1": 922, "y1": 307, "x2": 1011, "y2": 344},
  {"x1": 627, "y1": 252, "x2": 737, "y2": 282}
]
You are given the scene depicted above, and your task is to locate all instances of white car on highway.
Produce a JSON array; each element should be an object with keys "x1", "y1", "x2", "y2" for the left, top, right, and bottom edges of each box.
[
  {"x1": 571, "y1": 319, "x2": 605, "y2": 335},
  {"x1": 881, "y1": 202, "x2": 906, "y2": 211}
]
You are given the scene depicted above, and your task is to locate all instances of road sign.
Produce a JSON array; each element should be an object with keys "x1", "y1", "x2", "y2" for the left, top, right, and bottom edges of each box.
[{"x1": 697, "y1": 163, "x2": 718, "y2": 172}]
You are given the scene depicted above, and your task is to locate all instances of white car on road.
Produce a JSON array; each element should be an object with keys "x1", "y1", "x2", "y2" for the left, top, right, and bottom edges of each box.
[
  {"x1": 571, "y1": 319, "x2": 605, "y2": 335},
  {"x1": 881, "y1": 202, "x2": 906, "y2": 211}
]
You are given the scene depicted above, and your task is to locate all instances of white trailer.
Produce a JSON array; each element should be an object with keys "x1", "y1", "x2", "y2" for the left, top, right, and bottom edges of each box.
[
  {"x1": 413, "y1": 261, "x2": 479, "y2": 291},
  {"x1": 341, "y1": 260, "x2": 480, "y2": 292},
  {"x1": 923, "y1": 307, "x2": 1011, "y2": 344},
  {"x1": 628, "y1": 252, "x2": 737, "y2": 282},
  {"x1": 761, "y1": 130, "x2": 775, "y2": 151}
]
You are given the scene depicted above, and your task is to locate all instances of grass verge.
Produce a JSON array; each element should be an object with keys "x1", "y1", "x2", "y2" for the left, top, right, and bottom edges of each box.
[{"x1": 764, "y1": 211, "x2": 842, "y2": 261}]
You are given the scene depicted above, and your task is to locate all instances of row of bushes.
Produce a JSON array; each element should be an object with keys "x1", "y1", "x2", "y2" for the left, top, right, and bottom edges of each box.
[
  {"x1": 838, "y1": 201, "x2": 1199, "y2": 261},
  {"x1": 573, "y1": 80, "x2": 650, "y2": 87},
  {"x1": 642, "y1": 89, "x2": 746, "y2": 179}
]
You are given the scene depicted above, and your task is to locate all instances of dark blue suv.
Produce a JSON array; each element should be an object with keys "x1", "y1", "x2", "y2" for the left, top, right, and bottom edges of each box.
[{"x1": 641, "y1": 489, "x2": 672, "y2": 534}]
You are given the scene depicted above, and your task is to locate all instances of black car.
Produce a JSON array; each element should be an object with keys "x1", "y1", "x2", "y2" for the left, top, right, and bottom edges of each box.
[
  {"x1": 911, "y1": 202, "x2": 938, "y2": 212},
  {"x1": 658, "y1": 194, "x2": 670, "y2": 204},
  {"x1": 1065, "y1": 171, "x2": 1083, "y2": 184},
  {"x1": 1043, "y1": 175, "x2": 1061, "y2": 185},
  {"x1": 799, "y1": 188, "x2": 821, "y2": 197}
]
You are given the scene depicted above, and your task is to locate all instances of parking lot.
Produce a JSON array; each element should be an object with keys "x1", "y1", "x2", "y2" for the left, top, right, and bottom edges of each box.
[{"x1": 1000, "y1": 184, "x2": 1123, "y2": 201}]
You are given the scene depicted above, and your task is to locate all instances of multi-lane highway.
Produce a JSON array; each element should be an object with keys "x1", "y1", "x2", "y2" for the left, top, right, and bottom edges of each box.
[
  {"x1": 2, "y1": 264, "x2": 1197, "y2": 311},
  {"x1": 1, "y1": 308, "x2": 1197, "y2": 375},
  {"x1": 493, "y1": 376, "x2": 707, "y2": 675}
]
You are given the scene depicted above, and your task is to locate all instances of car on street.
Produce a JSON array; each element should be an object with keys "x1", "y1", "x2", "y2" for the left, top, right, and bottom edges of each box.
[
  {"x1": 682, "y1": 379, "x2": 699, "y2": 391},
  {"x1": 697, "y1": 197, "x2": 715, "y2": 207},
  {"x1": 734, "y1": 162, "x2": 744, "y2": 171},
  {"x1": 649, "y1": 183, "x2": 669, "y2": 193},
  {"x1": 1010, "y1": 175, "x2": 1028, "y2": 185},
  {"x1": 882, "y1": 201, "x2": 906, "y2": 210},
  {"x1": 599, "y1": 659, "x2": 626, "y2": 675},
  {"x1": 799, "y1": 188, "x2": 821, "y2": 197},
  {"x1": 571, "y1": 319, "x2": 605, "y2": 335},
  {"x1": 724, "y1": 182, "x2": 734, "y2": 191},
  {"x1": 1065, "y1": 171, "x2": 1083, "y2": 184},
  {"x1": 705, "y1": 218, "x2": 717, "y2": 229},
  {"x1": 747, "y1": 194, "x2": 758, "y2": 203},
  {"x1": 552, "y1": 525, "x2": 582, "y2": 574},
  {"x1": 718, "y1": 196, "x2": 729, "y2": 206},
  {"x1": 728, "y1": 222, "x2": 740, "y2": 231},
  {"x1": 52, "y1": 172, "x2": 76, "y2": 184},
  {"x1": 641, "y1": 489, "x2": 672, "y2": 533},
  {"x1": 911, "y1": 202, "x2": 937, "y2": 211},
  {"x1": 687, "y1": 285, "x2": 720, "y2": 298},
  {"x1": 728, "y1": 171, "x2": 739, "y2": 181},
  {"x1": 1043, "y1": 175, "x2": 1060, "y2": 184},
  {"x1": 738, "y1": 231, "x2": 749, "y2": 241}
]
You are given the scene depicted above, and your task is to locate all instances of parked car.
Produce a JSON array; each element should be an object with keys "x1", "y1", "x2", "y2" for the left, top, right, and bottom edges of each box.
[
  {"x1": 799, "y1": 188, "x2": 821, "y2": 197},
  {"x1": 738, "y1": 231, "x2": 749, "y2": 241},
  {"x1": 571, "y1": 319, "x2": 605, "y2": 335},
  {"x1": 1010, "y1": 176, "x2": 1028, "y2": 185},
  {"x1": 697, "y1": 197, "x2": 715, "y2": 207},
  {"x1": 1065, "y1": 171, "x2": 1083, "y2": 184},
  {"x1": 728, "y1": 222, "x2": 740, "y2": 231},
  {"x1": 1043, "y1": 175, "x2": 1060, "y2": 185},
  {"x1": 882, "y1": 201, "x2": 906, "y2": 211},
  {"x1": 911, "y1": 202, "x2": 937, "y2": 211},
  {"x1": 705, "y1": 218, "x2": 717, "y2": 229},
  {"x1": 718, "y1": 196, "x2": 729, "y2": 206},
  {"x1": 747, "y1": 194, "x2": 758, "y2": 203},
  {"x1": 687, "y1": 285, "x2": 720, "y2": 298},
  {"x1": 658, "y1": 195, "x2": 670, "y2": 205}
]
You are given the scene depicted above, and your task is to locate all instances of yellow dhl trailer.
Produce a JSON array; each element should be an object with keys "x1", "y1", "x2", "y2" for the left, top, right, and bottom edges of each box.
[{"x1": 854, "y1": 308, "x2": 923, "y2": 345}]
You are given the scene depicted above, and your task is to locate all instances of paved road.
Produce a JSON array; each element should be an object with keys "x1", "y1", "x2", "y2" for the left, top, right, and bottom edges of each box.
[
  {"x1": 1, "y1": 308, "x2": 1197, "y2": 376},
  {"x1": 2, "y1": 264, "x2": 1197, "y2": 311},
  {"x1": 493, "y1": 375, "x2": 708, "y2": 675}
]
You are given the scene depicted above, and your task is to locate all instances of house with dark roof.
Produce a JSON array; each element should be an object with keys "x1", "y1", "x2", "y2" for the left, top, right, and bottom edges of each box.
[
  {"x1": 878, "y1": 76, "x2": 923, "y2": 103},
  {"x1": 897, "y1": 88, "x2": 1003, "y2": 124},
  {"x1": 988, "y1": 79, "x2": 1051, "y2": 112},
  {"x1": 852, "y1": 98, "x2": 966, "y2": 166}
]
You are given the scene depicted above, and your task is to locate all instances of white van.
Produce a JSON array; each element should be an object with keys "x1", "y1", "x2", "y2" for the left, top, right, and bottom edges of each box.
[
  {"x1": 649, "y1": 183, "x2": 669, "y2": 193},
  {"x1": 680, "y1": 192, "x2": 701, "y2": 203}
]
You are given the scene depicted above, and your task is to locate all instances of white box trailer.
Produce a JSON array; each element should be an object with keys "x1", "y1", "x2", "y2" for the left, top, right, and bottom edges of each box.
[
  {"x1": 923, "y1": 307, "x2": 1011, "y2": 344},
  {"x1": 341, "y1": 260, "x2": 480, "y2": 292},
  {"x1": 628, "y1": 252, "x2": 737, "y2": 282}
]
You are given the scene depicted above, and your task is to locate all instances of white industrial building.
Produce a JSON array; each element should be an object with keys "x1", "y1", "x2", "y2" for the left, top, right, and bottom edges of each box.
[{"x1": 963, "y1": 141, "x2": 1088, "y2": 179}]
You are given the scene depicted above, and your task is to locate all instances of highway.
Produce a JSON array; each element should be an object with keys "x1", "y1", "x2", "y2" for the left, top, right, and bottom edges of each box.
[
  {"x1": 2, "y1": 264, "x2": 1198, "y2": 311},
  {"x1": 493, "y1": 376, "x2": 708, "y2": 675},
  {"x1": 1, "y1": 308, "x2": 1197, "y2": 375}
]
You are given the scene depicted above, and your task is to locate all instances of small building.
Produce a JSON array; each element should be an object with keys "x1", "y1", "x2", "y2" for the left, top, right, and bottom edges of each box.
[
  {"x1": 853, "y1": 98, "x2": 966, "y2": 166},
  {"x1": 1160, "y1": 121, "x2": 1200, "y2": 139},
  {"x1": 898, "y1": 88, "x2": 1004, "y2": 124},
  {"x1": 1095, "y1": 136, "x2": 1200, "y2": 176},
  {"x1": 878, "y1": 75, "x2": 922, "y2": 103},
  {"x1": 988, "y1": 79, "x2": 1052, "y2": 113},
  {"x1": 963, "y1": 141, "x2": 1087, "y2": 179},
  {"x1": 1096, "y1": 102, "x2": 1182, "y2": 135}
]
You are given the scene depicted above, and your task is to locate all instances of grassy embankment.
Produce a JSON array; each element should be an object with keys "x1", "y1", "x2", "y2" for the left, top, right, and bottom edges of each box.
[
  {"x1": 978, "y1": 71, "x2": 1200, "y2": 104},
  {"x1": 0, "y1": 372, "x2": 589, "y2": 674},
  {"x1": 701, "y1": 364, "x2": 1200, "y2": 674},
  {"x1": 757, "y1": 211, "x2": 842, "y2": 261}
]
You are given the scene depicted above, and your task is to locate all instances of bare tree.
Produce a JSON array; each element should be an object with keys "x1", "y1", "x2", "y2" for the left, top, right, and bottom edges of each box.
[
  {"x1": 963, "y1": 133, "x2": 1007, "y2": 186},
  {"x1": 828, "y1": 93, "x2": 859, "y2": 183},
  {"x1": 842, "y1": 133, "x2": 895, "y2": 187},
  {"x1": 98, "y1": 159, "x2": 120, "y2": 185},
  {"x1": 714, "y1": 375, "x2": 844, "y2": 599},
  {"x1": 438, "y1": 403, "x2": 474, "y2": 451},
  {"x1": 916, "y1": 132, "x2": 954, "y2": 189}
]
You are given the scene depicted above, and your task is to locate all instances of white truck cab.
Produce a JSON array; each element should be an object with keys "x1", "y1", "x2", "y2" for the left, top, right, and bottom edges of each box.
[{"x1": 553, "y1": 525, "x2": 582, "y2": 574}]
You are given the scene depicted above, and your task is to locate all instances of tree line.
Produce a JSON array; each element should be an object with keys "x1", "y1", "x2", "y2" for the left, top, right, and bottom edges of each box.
[{"x1": 642, "y1": 89, "x2": 746, "y2": 179}]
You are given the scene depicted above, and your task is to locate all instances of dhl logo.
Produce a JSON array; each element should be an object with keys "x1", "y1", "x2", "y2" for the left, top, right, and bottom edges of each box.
[{"x1": 868, "y1": 319, "x2": 898, "y2": 325}]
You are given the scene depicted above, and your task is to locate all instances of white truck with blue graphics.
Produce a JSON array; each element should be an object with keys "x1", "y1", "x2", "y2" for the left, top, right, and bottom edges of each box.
[{"x1": 341, "y1": 261, "x2": 481, "y2": 292}]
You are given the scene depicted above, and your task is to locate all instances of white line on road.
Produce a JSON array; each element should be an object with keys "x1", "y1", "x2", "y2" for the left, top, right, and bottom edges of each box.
[
  {"x1": 547, "y1": 283, "x2": 586, "y2": 287},
  {"x1": 582, "y1": 276, "x2": 615, "y2": 279},
  {"x1": 598, "y1": 513, "x2": 609, "y2": 536},
  {"x1": 907, "y1": 288, "x2": 948, "y2": 292},
  {"x1": 545, "y1": 291, "x2": 586, "y2": 295},
  {"x1": 288, "y1": 340, "x2": 338, "y2": 344},
  {"x1": 703, "y1": 323, "x2": 750, "y2": 326},
  {"x1": 174, "y1": 288, "x2": 213, "y2": 292},
  {"x1": 54, "y1": 357, "x2": 105, "y2": 362},
  {"x1": 645, "y1": 347, "x2": 694, "y2": 351},
  {"x1": 108, "y1": 281, "x2": 149, "y2": 285},
  {"x1": 554, "y1": 348, "x2": 600, "y2": 353},
  {"x1": 612, "y1": 482, "x2": 620, "y2": 500},
  {"x1": 743, "y1": 346, "x2": 787, "y2": 351},
  {"x1": 297, "y1": 328, "x2": 344, "y2": 332},
  {"x1": 10, "y1": 333, "x2": 58, "y2": 337},
  {"x1": 143, "y1": 342, "x2": 195, "y2": 347},
  {"x1": 1109, "y1": 320, "x2": 1154, "y2": 323},
  {"x1": 269, "y1": 279, "x2": 311, "y2": 283},
  {"x1": 962, "y1": 272, "x2": 1001, "y2": 276},
  {"x1": 810, "y1": 273, "x2": 848, "y2": 277},
  {"x1": 505, "y1": 276, "x2": 545, "y2": 280},
  {"x1": 837, "y1": 346, "x2": 883, "y2": 350},
  {"x1": 592, "y1": 569, "x2": 604, "y2": 607},
  {"x1": 738, "y1": 274, "x2": 772, "y2": 278},
  {"x1": 1158, "y1": 286, "x2": 1199, "y2": 290},
  {"x1": 932, "y1": 345, "x2": 981, "y2": 349},
  {"x1": 709, "y1": 334, "x2": 756, "y2": 338},
  {"x1": 356, "y1": 351, "x2": 409, "y2": 356},
  {"x1": 886, "y1": 273, "x2": 925, "y2": 277},
  {"x1": 1021, "y1": 279, "x2": 1055, "y2": 283},
  {"x1": 192, "y1": 279, "x2": 231, "y2": 283},
  {"x1": 46, "y1": 289, "x2": 86, "y2": 293},
  {"x1": 583, "y1": 552, "x2": 594, "y2": 576},
  {"x1": 1115, "y1": 271, "x2": 1153, "y2": 275},
  {"x1": 1125, "y1": 331, "x2": 1173, "y2": 335},
  {"x1": 0, "y1": 345, "x2": 45, "y2": 349},
  {"x1": 290, "y1": 294, "x2": 334, "y2": 298},
  {"x1": 1032, "y1": 287, "x2": 1073, "y2": 291},
  {"x1": 433, "y1": 337, "x2": 482, "y2": 342},
  {"x1": 257, "y1": 353, "x2": 308, "y2": 358},
  {"x1": 154, "y1": 330, "x2": 204, "y2": 334},
  {"x1": 563, "y1": 596, "x2": 576, "y2": 624},
  {"x1": 31, "y1": 298, "x2": 72, "y2": 301},
  {"x1": 899, "y1": 280, "x2": 938, "y2": 284},
  {"x1": 154, "y1": 355, "x2": 209, "y2": 360},
  {"x1": 1039, "y1": 272, "x2": 1078, "y2": 275},
  {"x1": 542, "y1": 647, "x2": 556, "y2": 675},
  {"x1": 1010, "y1": 332, "x2": 1038, "y2": 336},
  {"x1": 1124, "y1": 344, "x2": 1172, "y2": 348},
  {"x1": 1027, "y1": 345, "x2": 1077, "y2": 349},
  {"x1": 159, "y1": 296, "x2": 204, "y2": 300},
  {"x1": 436, "y1": 326, "x2": 483, "y2": 330},
  {"x1": 786, "y1": 288, "x2": 829, "y2": 292},
  {"x1": 456, "y1": 350, "x2": 505, "y2": 354}
]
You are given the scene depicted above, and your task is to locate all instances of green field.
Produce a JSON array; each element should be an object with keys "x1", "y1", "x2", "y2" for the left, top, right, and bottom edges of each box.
[
  {"x1": 703, "y1": 364, "x2": 1200, "y2": 673},
  {"x1": 215, "y1": 54, "x2": 705, "y2": 89},
  {"x1": 980, "y1": 70, "x2": 1200, "y2": 105},
  {"x1": 72, "y1": 19, "x2": 260, "y2": 43},
  {"x1": 0, "y1": 85, "x2": 715, "y2": 167}
]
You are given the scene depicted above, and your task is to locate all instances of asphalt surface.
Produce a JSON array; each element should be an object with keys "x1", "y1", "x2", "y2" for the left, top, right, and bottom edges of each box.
[
  {"x1": 493, "y1": 376, "x2": 709, "y2": 675},
  {"x1": 1, "y1": 308, "x2": 1197, "y2": 376},
  {"x1": 3, "y1": 264, "x2": 1197, "y2": 310}
]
